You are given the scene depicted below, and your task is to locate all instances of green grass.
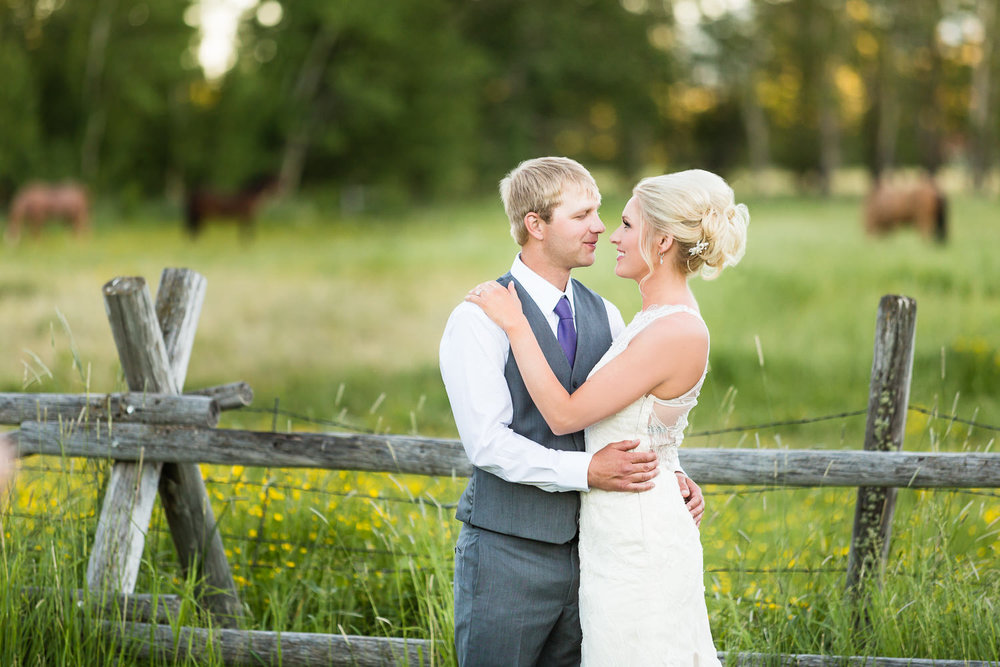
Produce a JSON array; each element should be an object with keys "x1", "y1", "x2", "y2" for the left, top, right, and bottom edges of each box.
[{"x1": 1, "y1": 189, "x2": 998, "y2": 663}]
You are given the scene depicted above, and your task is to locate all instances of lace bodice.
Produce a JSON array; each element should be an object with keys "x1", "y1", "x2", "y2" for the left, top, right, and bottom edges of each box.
[{"x1": 585, "y1": 304, "x2": 707, "y2": 464}]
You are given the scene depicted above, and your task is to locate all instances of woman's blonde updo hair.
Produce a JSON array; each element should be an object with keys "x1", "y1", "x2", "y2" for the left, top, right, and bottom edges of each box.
[{"x1": 632, "y1": 169, "x2": 749, "y2": 280}]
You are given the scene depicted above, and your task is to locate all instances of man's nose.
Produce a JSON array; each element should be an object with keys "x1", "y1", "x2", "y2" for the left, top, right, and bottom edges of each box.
[{"x1": 591, "y1": 214, "x2": 606, "y2": 234}]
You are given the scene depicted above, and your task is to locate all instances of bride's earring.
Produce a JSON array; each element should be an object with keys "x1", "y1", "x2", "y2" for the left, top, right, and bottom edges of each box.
[{"x1": 658, "y1": 236, "x2": 672, "y2": 265}]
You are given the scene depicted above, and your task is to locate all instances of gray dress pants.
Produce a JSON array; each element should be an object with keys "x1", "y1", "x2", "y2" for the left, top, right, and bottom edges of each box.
[{"x1": 453, "y1": 524, "x2": 581, "y2": 666}]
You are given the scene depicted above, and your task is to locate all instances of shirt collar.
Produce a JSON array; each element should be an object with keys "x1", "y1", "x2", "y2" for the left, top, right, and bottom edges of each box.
[{"x1": 511, "y1": 254, "x2": 575, "y2": 317}]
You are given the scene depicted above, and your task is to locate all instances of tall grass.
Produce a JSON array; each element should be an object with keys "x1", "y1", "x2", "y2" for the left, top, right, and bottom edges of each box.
[{"x1": 1, "y1": 190, "x2": 998, "y2": 663}]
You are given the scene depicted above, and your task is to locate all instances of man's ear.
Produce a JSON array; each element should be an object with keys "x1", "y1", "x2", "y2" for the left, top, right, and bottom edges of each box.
[{"x1": 524, "y1": 212, "x2": 545, "y2": 241}]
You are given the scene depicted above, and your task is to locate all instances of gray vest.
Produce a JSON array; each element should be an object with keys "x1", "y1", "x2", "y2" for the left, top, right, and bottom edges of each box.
[{"x1": 455, "y1": 274, "x2": 613, "y2": 544}]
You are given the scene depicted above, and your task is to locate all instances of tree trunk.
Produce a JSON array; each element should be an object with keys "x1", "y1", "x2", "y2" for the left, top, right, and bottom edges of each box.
[
  {"x1": 818, "y1": 68, "x2": 840, "y2": 196},
  {"x1": 80, "y1": 0, "x2": 118, "y2": 183},
  {"x1": 969, "y1": 1, "x2": 997, "y2": 191},
  {"x1": 278, "y1": 26, "x2": 338, "y2": 195},
  {"x1": 875, "y1": 36, "x2": 899, "y2": 178},
  {"x1": 811, "y1": 5, "x2": 839, "y2": 196},
  {"x1": 738, "y1": 54, "x2": 771, "y2": 192}
]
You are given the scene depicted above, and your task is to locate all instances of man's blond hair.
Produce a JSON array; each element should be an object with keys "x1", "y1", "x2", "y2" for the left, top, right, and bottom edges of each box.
[{"x1": 499, "y1": 157, "x2": 601, "y2": 245}]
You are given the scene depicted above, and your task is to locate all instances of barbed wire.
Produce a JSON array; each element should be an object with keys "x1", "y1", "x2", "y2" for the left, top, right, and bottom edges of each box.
[
  {"x1": 703, "y1": 487, "x2": 793, "y2": 496},
  {"x1": 238, "y1": 400, "x2": 1000, "y2": 438},
  {"x1": 13, "y1": 464, "x2": 461, "y2": 509},
  {"x1": 17, "y1": 463, "x2": 106, "y2": 476},
  {"x1": 909, "y1": 405, "x2": 1000, "y2": 433},
  {"x1": 203, "y1": 475, "x2": 459, "y2": 509},
  {"x1": 142, "y1": 524, "x2": 434, "y2": 561},
  {"x1": 688, "y1": 409, "x2": 868, "y2": 437},
  {"x1": 946, "y1": 489, "x2": 1000, "y2": 499},
  {"x1": 238, "y1": 403, "x2": 873, "y2": 437},
  {"x1": 241, "y1": 404, "x2": 374, "y2": 434},
  {"x1": 11, "y1": 397, "x2": 996, "y2": 446},
  {"x1": 706, "y1": 567, "x2": 846, "y2": 575},
  {"x1": 19, "y1": 464, "x2": 76, "y2": 474},
  {"x1": 7, "y1": 510, "x2": 95, "y2": 523}
]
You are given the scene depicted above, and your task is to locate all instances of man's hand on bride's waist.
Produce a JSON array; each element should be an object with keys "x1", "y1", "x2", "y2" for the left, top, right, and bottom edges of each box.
[{"x1": 587, "y1": 439, "x2": 659, "y2": 493}]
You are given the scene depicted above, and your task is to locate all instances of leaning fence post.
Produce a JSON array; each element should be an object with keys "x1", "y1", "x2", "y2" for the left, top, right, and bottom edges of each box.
[
  {"x1": 154, "y1": 268, "x2": 243, "y2": 625},
  {"x1": 845, "y1": 294, "x2": 917, "y2": 597},
  {"x1": 87, "y1": 276, "x2": 176, "y2": 594}
]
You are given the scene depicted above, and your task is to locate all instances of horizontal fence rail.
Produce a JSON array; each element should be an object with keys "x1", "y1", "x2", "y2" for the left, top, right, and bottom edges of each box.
[
  {"x1": 21, "y1": 588, "x2": 183, "y2": 626},
  {"x1": 13, "y1": 421, "x2": 1000, "y2": 488},
  {"x1": 102, "y1": 621, "x2": 433, "y2": 667},
  {"x1": 0, "y1": 383, "x2": 252, "y2": 427},
  {"x1": 0, "y1": 392, "x2": 219, "y2": 427}
]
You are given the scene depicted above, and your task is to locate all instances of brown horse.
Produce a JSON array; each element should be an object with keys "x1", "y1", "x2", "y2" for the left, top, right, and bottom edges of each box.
[
  {"x1": 863, "y1": 176, "x2": 947, "y2": 243},
  {"x1": 6, "y1": 181, "x2": 90, "y2": 243},
  {"x1": 185, "y1": 175, "x2": 279, "y2": 239}
]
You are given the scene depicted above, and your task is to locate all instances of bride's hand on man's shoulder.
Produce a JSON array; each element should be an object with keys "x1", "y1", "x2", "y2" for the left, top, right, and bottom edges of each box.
[{"x1": 465, "y1": 281, "x2": 523, "y2": 331}]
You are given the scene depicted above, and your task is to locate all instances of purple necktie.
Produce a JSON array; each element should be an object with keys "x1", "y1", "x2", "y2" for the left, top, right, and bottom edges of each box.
[{"x1": 554, "y1": 296, "x2": 577, "y2": 367}]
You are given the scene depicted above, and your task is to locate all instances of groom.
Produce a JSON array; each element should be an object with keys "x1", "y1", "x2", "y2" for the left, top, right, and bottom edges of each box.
[{"x1": 440, "y1": 157, "x2": 705, "y2": 666}]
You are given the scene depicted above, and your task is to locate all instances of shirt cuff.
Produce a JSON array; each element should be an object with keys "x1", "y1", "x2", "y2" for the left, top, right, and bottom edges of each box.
[{"x1": 567, "y1": 450, "x2": 594, "y2": 492}]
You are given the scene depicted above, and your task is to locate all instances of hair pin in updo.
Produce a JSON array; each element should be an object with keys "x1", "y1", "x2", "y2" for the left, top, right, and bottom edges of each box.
[{"x1": 688, "y1": 240, "x2": 709, "y2": 256}]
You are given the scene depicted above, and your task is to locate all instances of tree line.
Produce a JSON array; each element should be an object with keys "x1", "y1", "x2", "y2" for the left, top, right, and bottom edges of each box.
[{"x1": 0, "y1": 0, "x2": 996, "y2": 206}]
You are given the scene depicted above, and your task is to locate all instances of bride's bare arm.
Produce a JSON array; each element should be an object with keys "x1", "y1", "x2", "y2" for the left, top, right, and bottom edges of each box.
[{"x1": 467, "y1": 282, "x2": 708, "y2": 435}]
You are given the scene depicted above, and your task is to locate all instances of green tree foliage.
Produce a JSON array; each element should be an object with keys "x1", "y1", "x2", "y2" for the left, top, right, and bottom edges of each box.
[
  {"x1": 454, "y1": 0, "x2": 676, "y2": 182},
  {"x1": 210, "y1": 0, "x2": 677, "y2": 197},
  {"x1": 0, "y1": 0, "x2": 193, "y2": 202},
  {"x1": 199, "y1": 0, "x2": 487, "y2": 198},
  {"x1": 2, "y1": 0, "x2": 999, "y2": 203},
  {"x1": 0, "y1": 12, "x2": 43, "y2": 199}
]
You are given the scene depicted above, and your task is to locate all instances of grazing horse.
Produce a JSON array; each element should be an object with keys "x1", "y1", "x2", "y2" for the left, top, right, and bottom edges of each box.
[
  {"x1": 6, "y1": 181, "x2": 90, "y2": 243},
  {"x1": 863, "y1": 176, "x2": 947, "y2": 243},
  {"x1": 185, "y1": 175, "x2": 279, "y2": 239}
]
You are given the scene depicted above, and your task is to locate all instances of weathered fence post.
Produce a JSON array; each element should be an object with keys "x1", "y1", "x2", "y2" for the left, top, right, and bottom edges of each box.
[
  {"x1": 87, "y1": 269, "x2": 242, "y2": 624},
  {"x1": 845, "y1": 294, "x2": 917, "y2": 595},
  {"x1": 153, "y1": 268, "x2": 243, "y2": 624},
  {"x1": 87, "y1": 276, "x2": 175, "y2": 594}
]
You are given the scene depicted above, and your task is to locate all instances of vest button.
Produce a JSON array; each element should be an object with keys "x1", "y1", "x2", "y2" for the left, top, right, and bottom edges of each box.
[{"x1": 572, "y1": 381, "x2": 580, "y2": 388}]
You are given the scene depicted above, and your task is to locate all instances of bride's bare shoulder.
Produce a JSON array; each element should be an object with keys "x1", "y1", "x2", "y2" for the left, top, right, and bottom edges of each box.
[{"x1": 638, "y1": 309, "x2": 708, "y2": 345}]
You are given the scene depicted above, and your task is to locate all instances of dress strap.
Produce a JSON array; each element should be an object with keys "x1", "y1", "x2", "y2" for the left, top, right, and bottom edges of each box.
[{"x1": 641, "y1": 303, "x2": 703, "y2": 324}]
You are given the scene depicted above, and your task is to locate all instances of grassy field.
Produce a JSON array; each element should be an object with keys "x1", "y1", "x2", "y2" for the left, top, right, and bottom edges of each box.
[{"x1": 1, "y1": 188, "x2": 998, "y2": 664}]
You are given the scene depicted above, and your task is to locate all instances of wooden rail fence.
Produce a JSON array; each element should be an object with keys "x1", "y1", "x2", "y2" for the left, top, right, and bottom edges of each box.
[{"x1": 4, "y1": 271, "x2": 999, "y2": 666}]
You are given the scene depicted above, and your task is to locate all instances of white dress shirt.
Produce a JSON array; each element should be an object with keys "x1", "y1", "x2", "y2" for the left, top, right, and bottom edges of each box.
[{"x1": 439, "y1": 255, "x2": 626, "y2": 492}]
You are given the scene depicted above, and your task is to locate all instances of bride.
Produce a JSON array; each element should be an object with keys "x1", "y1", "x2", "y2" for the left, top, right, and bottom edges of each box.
[{"x1": 468, "y1": 169, "x2": 749, "y2": 665}]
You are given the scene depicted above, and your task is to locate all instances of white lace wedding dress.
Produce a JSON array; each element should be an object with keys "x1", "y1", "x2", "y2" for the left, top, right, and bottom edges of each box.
[{"x1": 579, "y1": 304, "x2": 721, "y2": 666}]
